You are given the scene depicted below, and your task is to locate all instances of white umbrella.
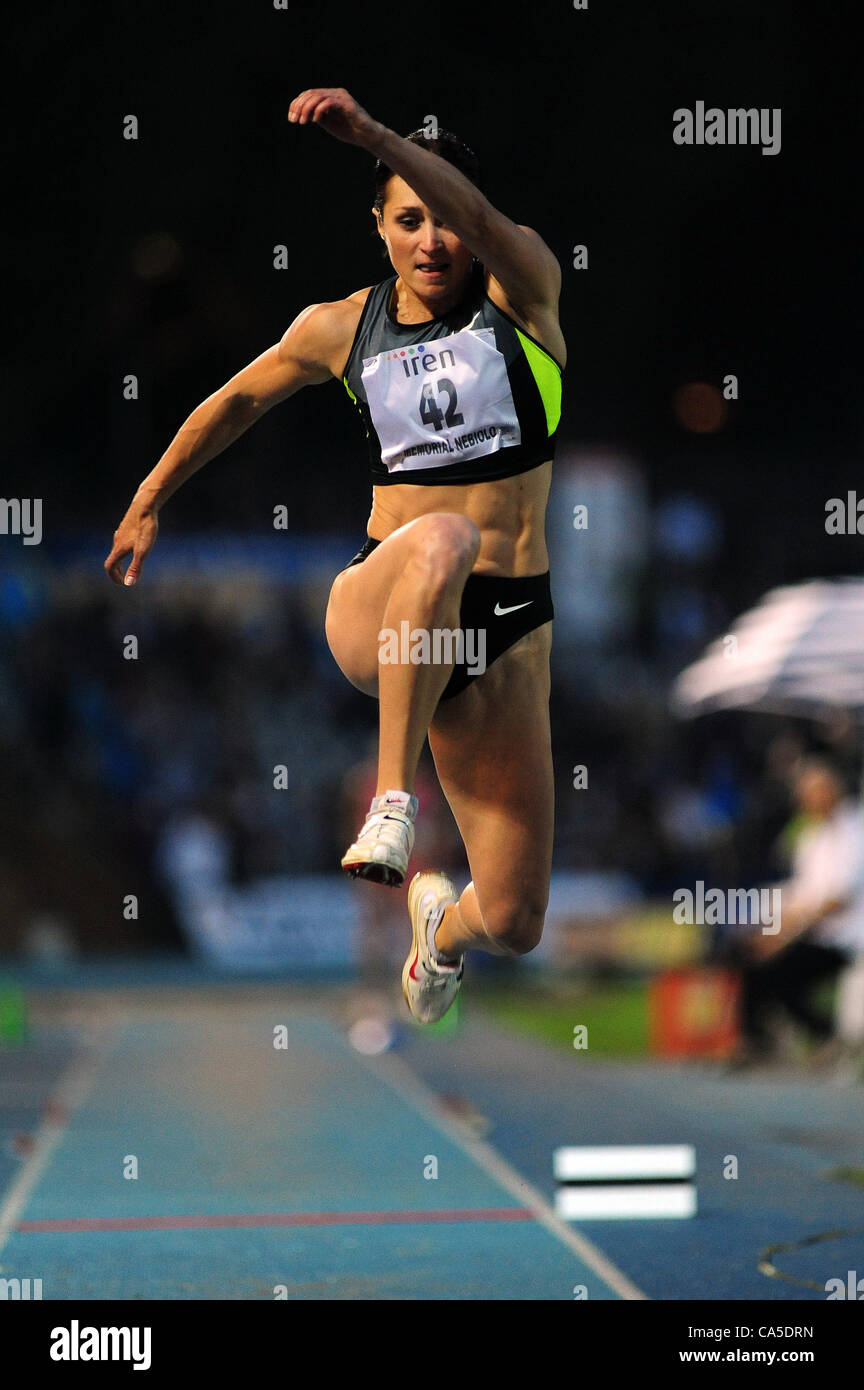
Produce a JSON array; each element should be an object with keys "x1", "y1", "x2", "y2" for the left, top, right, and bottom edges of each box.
[{"x1": 671, "y1": 579, "x2": 864, "y2": 721}]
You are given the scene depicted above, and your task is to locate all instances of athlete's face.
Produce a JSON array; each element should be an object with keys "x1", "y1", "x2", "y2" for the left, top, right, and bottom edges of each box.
[{"x1": 374, "y1": 175, "x2": 475, "y2": 307}]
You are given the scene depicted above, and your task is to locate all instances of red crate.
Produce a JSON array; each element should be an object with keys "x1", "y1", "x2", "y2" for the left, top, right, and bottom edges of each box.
[{"x1": 649, "y1": 968, "x2": 741, "y2": 1058}]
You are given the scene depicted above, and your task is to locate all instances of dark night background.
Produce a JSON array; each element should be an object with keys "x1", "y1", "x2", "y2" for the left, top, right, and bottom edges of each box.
[{"x1": 1, "y1": 0, "x2": 861, "y2": 955}]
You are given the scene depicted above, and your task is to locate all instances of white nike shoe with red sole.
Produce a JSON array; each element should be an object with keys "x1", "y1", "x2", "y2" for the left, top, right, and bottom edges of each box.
[{"x1": 402, "y1": 872, "x2": 464, "y2": 1024}]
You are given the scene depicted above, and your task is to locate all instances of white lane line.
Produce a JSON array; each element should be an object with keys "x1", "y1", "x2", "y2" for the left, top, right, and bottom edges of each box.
[
  {"x1": 0, "y1": 1020, "x2": 120, "y2": 1258},
  {"x1": 365, "y1": 1048, "x2": 649, "y2": 1301}
]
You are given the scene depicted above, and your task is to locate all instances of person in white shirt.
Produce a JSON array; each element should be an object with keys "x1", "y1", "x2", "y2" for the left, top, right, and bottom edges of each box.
[{"x1": 739, "y1": 757, "x2": 864, "y2": 1057}]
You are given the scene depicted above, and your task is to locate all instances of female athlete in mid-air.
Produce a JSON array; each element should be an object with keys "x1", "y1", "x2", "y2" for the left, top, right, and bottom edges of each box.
[{"x1": 105, "y1": 88, "x2": 566, "y2": 1024}]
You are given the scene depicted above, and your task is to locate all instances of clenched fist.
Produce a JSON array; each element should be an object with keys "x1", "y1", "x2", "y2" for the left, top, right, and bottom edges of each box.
[{"x1": 287, "y1": 88, "x2": 383, "y2": 150}]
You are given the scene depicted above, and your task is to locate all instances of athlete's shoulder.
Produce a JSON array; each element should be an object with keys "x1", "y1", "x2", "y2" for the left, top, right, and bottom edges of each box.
[
  {"x1": 484, "y1": 233, "x2": 567, "y2": 369},
  {"x1": 516, "y1": 223, "x2": 561, "y2": 267},
  {"x1": 278, "y1": 288, "x2": 376, "y2": 379},
  {"x1": 505, "y1": 225, "x2": 562, "y2": 296},
  {"x1": 344, "y1": 284, "x2": 377, "y2": 310}
]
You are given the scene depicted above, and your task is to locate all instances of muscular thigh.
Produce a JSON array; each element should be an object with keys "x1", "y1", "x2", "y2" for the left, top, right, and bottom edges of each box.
[
  {"x1": 325, "y1": 519, "x2": 428, "y2": 696},
  {"x1": 428, "y1": 622, "x2": 554, "y2": 912}
]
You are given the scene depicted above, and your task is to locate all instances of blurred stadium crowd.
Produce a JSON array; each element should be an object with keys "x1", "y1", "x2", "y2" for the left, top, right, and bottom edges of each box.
[{"x1": 2, "y1": 453, "x2": 860, "y2": 960}]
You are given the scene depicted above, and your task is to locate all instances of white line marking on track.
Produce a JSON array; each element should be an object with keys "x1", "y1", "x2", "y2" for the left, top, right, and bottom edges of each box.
[
  {"x1": 365, "y1": 1048, "x2": 649, "y2": 1300},
  {"x1": 0, "y1": 1019, "x2": 121, "y2": 1259}
]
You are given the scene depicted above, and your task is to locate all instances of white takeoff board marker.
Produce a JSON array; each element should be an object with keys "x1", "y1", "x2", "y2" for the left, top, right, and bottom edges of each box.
[{"x1": 553, "y1": 1144, "x2": 697, "y2": 1220}]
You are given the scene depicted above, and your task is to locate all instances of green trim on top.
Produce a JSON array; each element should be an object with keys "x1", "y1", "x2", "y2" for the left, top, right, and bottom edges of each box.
[
  {"x1": 515, "y1": 328, "x2": 562, "y2": 436},
  {"x1": 343, "y1": 376, "x2": 357, "y2": 403},
  {"x1": 484, "y1": 291, "x2": 565, "y2": 372}
]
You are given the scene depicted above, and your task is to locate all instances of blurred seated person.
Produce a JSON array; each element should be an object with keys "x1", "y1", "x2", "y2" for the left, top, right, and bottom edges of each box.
[{"x1": 736, "y1": 757, "x2": 864, "y2": 1064}]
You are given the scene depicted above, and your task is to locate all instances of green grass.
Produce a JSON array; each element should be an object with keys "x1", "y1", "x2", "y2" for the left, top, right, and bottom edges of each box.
[
  {"x1": 475, "y1": 980, "x2": 649, "y2": 1057},
  {"x1": 827, "y1": 1166, "x2": 864, "y2": 1189},
  {"x1": 0, "y1": 982, "x2": 28, "y2": 1045}
]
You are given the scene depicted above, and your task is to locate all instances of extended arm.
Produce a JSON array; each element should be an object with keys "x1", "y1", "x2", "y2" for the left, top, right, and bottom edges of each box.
[
  {"x1": 288, "y1": 88, "x2": 561, "y2": 315},
  {"x1": 104, "y1": 302, "x2": 345, "y2": 585}
]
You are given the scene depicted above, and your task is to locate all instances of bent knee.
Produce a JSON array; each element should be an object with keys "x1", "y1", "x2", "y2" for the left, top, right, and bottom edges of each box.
[
  {"x1": 407, "y1": 513, "x2": 481, "y2": 591},
  {"x1": 485, "y1": 900, "x2": 547, "y2": 956}
]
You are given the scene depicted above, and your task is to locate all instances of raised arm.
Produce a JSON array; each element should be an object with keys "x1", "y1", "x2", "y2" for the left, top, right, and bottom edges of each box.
[
  {"x1": 104, "y1": 301, "x2": 353, "y2": 586},
  {"x1": 288, "y1": 87, "x2": 561, "y2": 317}
]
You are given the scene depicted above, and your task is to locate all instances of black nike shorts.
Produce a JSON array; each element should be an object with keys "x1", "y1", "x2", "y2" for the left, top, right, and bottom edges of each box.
[{"x1": 346, "y1": 534, "x2": 554, "y2": 700}]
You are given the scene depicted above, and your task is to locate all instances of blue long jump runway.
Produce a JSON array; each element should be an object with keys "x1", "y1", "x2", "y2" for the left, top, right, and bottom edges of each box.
[
  {"x1": 0, "y1": 993, "x2": 639, "y2": 1300},
  {"x1": 5, "y1": 982, "x2": 860, "y2": 1300}
]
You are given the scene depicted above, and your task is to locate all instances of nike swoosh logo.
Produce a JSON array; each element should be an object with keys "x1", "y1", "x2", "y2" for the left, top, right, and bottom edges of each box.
[
  {"x1": 408, "y1": 948, "x2": 421, "y2": 981},
  {"x1": 494, "y1": 600, "x2": 533, "y2": 616}
]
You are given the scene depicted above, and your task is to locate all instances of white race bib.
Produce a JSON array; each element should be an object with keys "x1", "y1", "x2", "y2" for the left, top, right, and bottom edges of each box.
[{"x1": 361, "y1": 323, "x2": 520, "y2": 473}]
